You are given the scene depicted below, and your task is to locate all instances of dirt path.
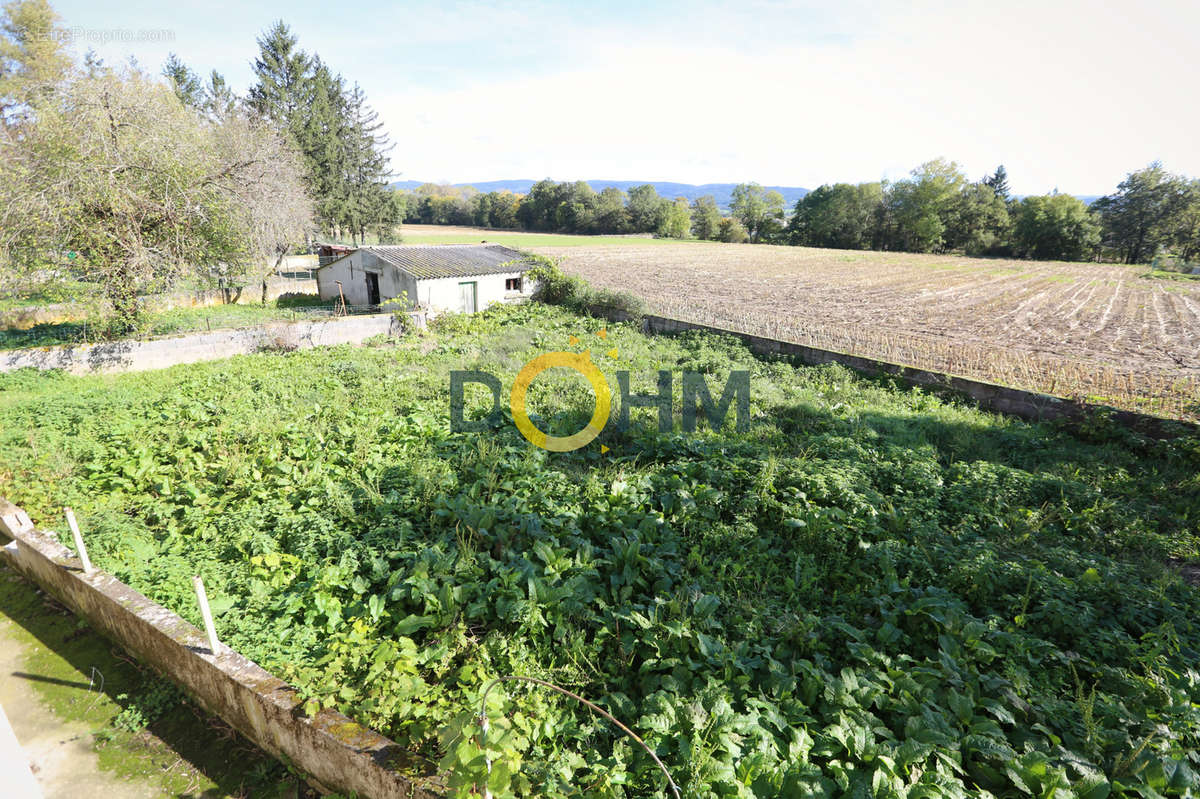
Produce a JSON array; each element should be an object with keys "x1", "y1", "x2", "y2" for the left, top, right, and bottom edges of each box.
[{"x1": 0, "y1": 606, "x2": 157, "y2": 799}]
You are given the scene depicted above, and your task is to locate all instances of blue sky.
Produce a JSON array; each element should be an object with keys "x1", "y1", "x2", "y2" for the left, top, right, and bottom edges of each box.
[{"x1": 50, "y1": 0, "x2": 1200, "y2": 195}]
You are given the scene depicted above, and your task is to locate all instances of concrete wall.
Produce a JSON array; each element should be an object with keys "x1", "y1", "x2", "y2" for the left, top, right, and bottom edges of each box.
[
  {"x1": 415, "y1": 272, "x2": 530, "y2": 313},
  {"x1": 0, "y1": 276, "x2": 318, "y2": 331},
  {"x1": 0, "y1": 313, "x2": 410, "y2": 375},
  {"x1": 0, "y1": 502, "x2": 442, "y2": 799},
  {"x1": 624, "y1": 312, "x2": 1197, "y2": 440}
]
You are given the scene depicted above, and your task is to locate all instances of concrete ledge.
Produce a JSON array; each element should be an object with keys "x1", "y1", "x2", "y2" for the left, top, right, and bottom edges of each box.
[
  {"x1": 0, "y1": 313, "x2": 410, "y2": 375},
  {"x1": 628, "y1": 312, "x2": 1197, "y2": 440},
  {"x1": 0, "y1": 503, "x2": 442, "y2": 799}
]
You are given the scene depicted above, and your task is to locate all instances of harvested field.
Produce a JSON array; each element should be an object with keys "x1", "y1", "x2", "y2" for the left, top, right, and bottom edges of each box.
[{"x1": 543, "y1": 243, "x2": 1200, "y2": 421}]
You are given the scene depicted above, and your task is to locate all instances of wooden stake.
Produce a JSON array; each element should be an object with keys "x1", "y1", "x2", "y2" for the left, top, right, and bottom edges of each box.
[
  {"x1": 63, "y1": 508, "x2": 93, "y2": 574},
  {"x1": 192, "y1": 576, "x2": 220, "y2": 654}
]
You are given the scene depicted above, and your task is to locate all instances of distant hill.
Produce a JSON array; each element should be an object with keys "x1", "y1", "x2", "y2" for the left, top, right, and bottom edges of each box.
[{"x1": 389, "y1": 179, "x2": 811, "y2": 210}]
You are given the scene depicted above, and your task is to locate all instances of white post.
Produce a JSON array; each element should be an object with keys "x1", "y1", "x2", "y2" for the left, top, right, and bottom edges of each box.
[
  {"x1": 192, "y1": 576, "x2": 220, "y2": 654},
  {"x1": 63, "y1": 508, "x2": 93, "y2": 574}
]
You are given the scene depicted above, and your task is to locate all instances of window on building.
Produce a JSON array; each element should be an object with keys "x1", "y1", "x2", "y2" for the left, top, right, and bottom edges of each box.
[{"x1": 505, "y1": 277, "x2": 522, "y2": 291}]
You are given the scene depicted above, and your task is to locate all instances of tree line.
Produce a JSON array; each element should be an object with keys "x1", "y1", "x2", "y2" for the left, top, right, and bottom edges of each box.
[
  {"x1": 790, "y1": 159, "x2": 1199, "y2": 264},
  {"x1": 404, "y1": 161, "x2": 1200, "y2": 265},
  {"x1": 396, "y1": 179, "x2": 772, "y2": 243}
]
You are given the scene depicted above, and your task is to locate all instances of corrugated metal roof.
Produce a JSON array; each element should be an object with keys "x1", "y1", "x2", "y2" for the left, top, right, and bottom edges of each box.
[{"x1": 366, "y1": 244, "x2": 533, "y2": 280}]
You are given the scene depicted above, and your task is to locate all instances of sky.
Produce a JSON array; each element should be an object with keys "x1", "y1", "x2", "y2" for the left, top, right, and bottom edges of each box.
[{"x1": 48, "y1": 0, "x2": 1200, "y2": 196}]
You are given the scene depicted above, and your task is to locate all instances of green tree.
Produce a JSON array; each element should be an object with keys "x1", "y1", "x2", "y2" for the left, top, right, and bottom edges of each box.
[
  {"x1": 554, "y1": 181, "x2": 596, "y2": 232},
  {"x1": 1168, "y1": 180, "x2": 1200, "y2": 263},
  {"x1": 984, "y1": 165, "x2": 1010, "y2": 200},
  {"x1": 0, "y1": 66, "x2": 312, "y2": 329},
  {"x1": 163, "y1": 52, "x2": 203, "y2": 110},
  {"x1": 946, "y1": 182, "x2": 1010, "y2": 254},
  {"x1": 1011, "y1": 193, "x2": 1100, "y2": 261},
  {"x1": 690, "y1": 195, "x2": 722, "y2": 240},
  {"x1": 0, "y1": 0, "x2": 70, "y2": 122},
  {"x1": 1093, "y1": 163, "x2": 1190, "y2": 264},
  {"x1": 718, "y1": 217, "x2": 749, "y2": 243},
  {"x1": 883, "y1": 159, "x2": 969, "y2": 253},
  {"x1": 593, "y1": 186, "x2": 629, "y2": 233},
  {"x1": 656, "y1": 197, "x2": 691, "y2": 239},
  {"x1": 343, "y1": 81, "x2": 394, "y2": 243},
  {"x1": 627, "y1": 184, "x2": 667, "y2": 233},
  {"x1": 788, "y1": 182, "x2": 883, "y2": 249},
  {"x1": 294, "y1": 59, "x2": 349, "y2": 236},
  {"x1": 246, "y1": 21, "x2": 311, "y2": 135},
  {"x1": 518, "y1": 179, "x2": 559, "y2": 230},
  {"x1": 203, "y1": 70, "x2": 238, "y2": 120},
  {"x1": 487, "y1": 190, "x2": 521, "y2": 229},
  {"x1": 730, "y1": 183, "x2": 784, "y2": 243}
]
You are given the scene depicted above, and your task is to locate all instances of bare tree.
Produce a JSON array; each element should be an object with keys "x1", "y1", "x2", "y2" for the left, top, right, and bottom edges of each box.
[{"x1": 0, "y1": 64, "x2": 313, "y2": 330}]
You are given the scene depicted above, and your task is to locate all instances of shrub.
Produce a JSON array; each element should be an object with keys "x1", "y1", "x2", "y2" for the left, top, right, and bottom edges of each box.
[{"x1": 526, "y1": 253, "x2": 644, "y2": 320}]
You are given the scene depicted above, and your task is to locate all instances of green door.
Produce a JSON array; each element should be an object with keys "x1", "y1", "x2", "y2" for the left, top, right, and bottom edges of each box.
[{"x1": 458, "y1": 281, "x2": 477, "y2": 313}]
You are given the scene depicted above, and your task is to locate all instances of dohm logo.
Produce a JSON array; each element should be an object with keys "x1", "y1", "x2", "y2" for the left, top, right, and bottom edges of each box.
[{"x1": 450, "y1": 330, "x2": 749, "y2": 452}]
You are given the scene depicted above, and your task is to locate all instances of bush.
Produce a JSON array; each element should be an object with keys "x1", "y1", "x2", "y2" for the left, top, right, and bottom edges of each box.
[{"x1": 526, "y1": 253, "x2": 644, "y2": 320}]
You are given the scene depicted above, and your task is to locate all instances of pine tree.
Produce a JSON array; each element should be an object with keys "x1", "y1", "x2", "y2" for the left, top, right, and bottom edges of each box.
[
  {"x1": 246, "y1": 20, "x2": 311, "y2": 137},
  {"x1": 984, "y1": 165, "x2": 1010, "y2": 200},
  {"x1": 245, "y1": 21, "x2": 396, "y2": 242},
  {"x1": 343, "y1": 81, "x2": 393, "y2": 243},
  {"x1": 163, "y1": 52, "x2": 203, "y2": 109},
  {"x1": 203, "y1": 70, "x2": 238, "y2": 120},
  {"x1": 295, "y1": 59, "x2": 350, "y2": 236}
]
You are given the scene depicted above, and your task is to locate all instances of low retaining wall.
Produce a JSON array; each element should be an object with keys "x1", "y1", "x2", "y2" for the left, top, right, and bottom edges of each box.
[
  {"x1": 0, "y1": 313, "x2": 409, "y2": 375},
  {"x1": 0, "y1": 500, "x2": 442, "y2": 799},
  {"x1": 632, "y1": 313, "x2": 1197, "y2": 439},
  {"x1": 0, "y1": 275, "x2": 318, "y2": 330}
]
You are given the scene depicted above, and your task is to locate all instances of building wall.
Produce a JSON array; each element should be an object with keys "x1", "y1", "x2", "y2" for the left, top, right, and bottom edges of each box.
[
  {"x1": 415, "y1": 272, "x2": 532, "y2": 312},
  {"x1": 318, "y1": 253, "x2": 534, "y2": 312},
  {"x1": 316, "y1": 251, "x2": 404, "y2": 306}
]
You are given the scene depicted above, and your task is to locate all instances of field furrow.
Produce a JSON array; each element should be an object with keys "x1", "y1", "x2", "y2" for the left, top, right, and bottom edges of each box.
[{"x1": 545, "y1": 243, "x2": 1200, "y2": 419}]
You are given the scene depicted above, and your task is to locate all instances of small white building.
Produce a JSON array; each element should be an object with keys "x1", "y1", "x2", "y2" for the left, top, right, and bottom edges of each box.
[{"x1": 315, "y1": 244, "x2": 536, "y2": 313}]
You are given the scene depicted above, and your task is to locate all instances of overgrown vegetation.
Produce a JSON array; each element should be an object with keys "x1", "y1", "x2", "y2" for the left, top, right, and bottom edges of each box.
[
  {"x1": 1, "y1": 303, "x2": 1198, "y2": 797},
  {"x1": 527, "y1": 254, "x2": 645, "y2": 319}
]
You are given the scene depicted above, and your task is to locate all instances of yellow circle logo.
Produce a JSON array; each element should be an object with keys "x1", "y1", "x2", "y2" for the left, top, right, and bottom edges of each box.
[{"x1": 509, "y1": 351, "x2": 611, "y2": 451}]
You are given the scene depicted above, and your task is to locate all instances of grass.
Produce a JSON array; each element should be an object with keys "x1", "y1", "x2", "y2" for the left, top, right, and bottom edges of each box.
[
  {"x1": 0, "y1": 294, "x2": 335, "y2": 351},
  {"x1": 0, "y1": 302, "x2": 1197, "y2": 797},
  {"x1": 0, "y1": 565, "x2": 306, "y2": 797}
]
